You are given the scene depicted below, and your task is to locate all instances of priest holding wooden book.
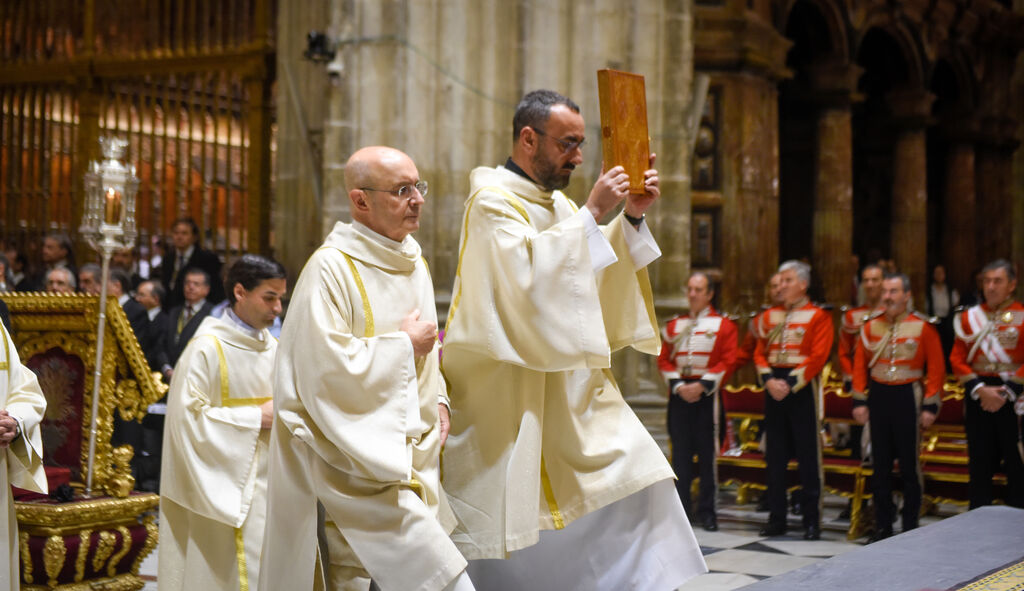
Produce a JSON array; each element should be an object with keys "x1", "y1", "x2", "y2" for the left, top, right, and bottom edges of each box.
[{"x1": 441, "y1": 86, "x2": 706, "y2": 590}]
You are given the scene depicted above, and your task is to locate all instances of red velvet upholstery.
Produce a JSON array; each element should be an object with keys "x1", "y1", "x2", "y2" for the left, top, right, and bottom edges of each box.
[{"x1": 24, "y1": 347, "x2": 87, "y2": 481}]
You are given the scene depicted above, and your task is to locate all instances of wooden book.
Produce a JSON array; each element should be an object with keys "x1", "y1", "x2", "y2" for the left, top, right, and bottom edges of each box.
[{"x1": 597, "y1": 69, "x2": 650, "y2": 194}]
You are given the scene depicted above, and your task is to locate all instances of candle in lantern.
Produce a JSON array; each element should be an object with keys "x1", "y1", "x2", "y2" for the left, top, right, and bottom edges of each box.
[{"x1": 104, "y1": 188, "x2": 122, "y2": 224}]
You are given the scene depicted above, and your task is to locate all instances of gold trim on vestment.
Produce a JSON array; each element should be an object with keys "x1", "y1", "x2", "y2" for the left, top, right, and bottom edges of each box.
[
  {"x1": 200, "y1": 334, "x2": 270, "y2": 407},
  {"x1": 539, "y1": 456, "x2": 565, "y2": 529},
  {"x1": 235, "y1": 526, "x2": 250, "y2": 591},
  {"x1": 341, "y1": 252, "x2": 374, "y2": 337},
  {"x1": 1, "y1": 322, "x2": 9, "y2": 371}
]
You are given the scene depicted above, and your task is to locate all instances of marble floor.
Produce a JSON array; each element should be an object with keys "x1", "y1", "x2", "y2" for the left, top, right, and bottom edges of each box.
[{"x1": 135, "y1": 486, "x2": 966, "y2": 590}]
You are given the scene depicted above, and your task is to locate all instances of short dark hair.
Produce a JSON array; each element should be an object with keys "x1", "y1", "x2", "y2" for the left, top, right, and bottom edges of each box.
[
  {"x1": 689, "y1": 270, "x2": 715, "y2": 294},
  {"x1": 109, "y1": 269, "x2": 132, "y2": 293},
  {"x1": 79, "y1": 263, "x2": 101, "y2": 279},
  {"x1": 173, "y1": 217, "x2": 200, "y2": 238},
  {"x1": 183, "y1": 268, "x2": 211, "y2": 287},
  {"x1": 883, "y1": 272, "x2": 911, "y2": 292},
  {"x1": 512, "y1": 89, "x2": 580, "y2": 141},
  {"x1": 982, "y1": 259, "x2": 1017, "y2": 282},
  {"x1": 225, "y1": 254, "x2": 287, "y2": 305},
  {"x1": 861, "y1": 263, "x2": 884, "y2": 277}
]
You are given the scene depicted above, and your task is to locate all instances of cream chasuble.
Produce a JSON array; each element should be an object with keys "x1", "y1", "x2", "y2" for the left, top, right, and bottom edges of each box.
[
  {"x1": 259, "y1": 222, "x2": 465, "y2": 591},
  {"x1": 158, "y1": 315, "x2": 276, "y2": 591},
  {"x1": 0, "y1": 324, "x2": 47, "y2": 591},
  {"x1": 441, "y1": 165, "x2": 700, "y2": 572}
]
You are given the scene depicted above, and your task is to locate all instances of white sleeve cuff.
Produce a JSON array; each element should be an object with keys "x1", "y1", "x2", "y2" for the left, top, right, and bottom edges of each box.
[
  {"x1": 620, "y1": 215, "x2": 661, "y2": 270},
  {"x1": 576, "y1": 208, "x2": 617, "y2": 272}
]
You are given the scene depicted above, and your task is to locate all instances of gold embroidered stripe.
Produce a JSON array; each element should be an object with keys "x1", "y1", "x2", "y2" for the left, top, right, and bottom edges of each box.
[
  {"x1": 540, "y1": 456, "x2": 566, "y2": 529},
  {"x1": 341, "y1": 252, "x2": 374, "y2": 337},
  {"x1": 234, "y1": 526, "x2": 250, "y2": 591},
  {"x1": 222, "y1": 397, "x2": 272, "y2": 407},
  {"x1": 202, "y1": 335, "x2": 231, "y2": 402}
]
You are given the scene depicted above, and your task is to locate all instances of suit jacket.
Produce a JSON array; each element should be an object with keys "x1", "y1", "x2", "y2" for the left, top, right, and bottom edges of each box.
[
  {"x1": 164, "y1": 301, "x2": 214, "y2": 369},
  {"x1": 123, "y1": 298, "x2": 149, "y2": 340},
  {"x1": 161, "y1": 246, "x2": 223, "y2": 309},
  {"x1": 140, "y1": 309, "x2": 170, "y2": 373}
]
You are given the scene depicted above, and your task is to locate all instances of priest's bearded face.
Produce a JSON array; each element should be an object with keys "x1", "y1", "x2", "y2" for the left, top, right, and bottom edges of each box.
[
  {"x1": 530, "y1": 104, "x2": 585, "y2": 191},
  {"x1": 362, "y1": 152, "x2": 425, "y2": 242}
]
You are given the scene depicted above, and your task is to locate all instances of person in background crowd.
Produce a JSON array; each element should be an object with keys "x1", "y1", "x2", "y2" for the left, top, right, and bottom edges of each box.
[
  {"x1": 950, "y1": 259, "x2": 1024, "y2": 509},
  {"x1": 45, "y1": 268, "x2": 76, "y2": 294},
  {"x1": 659, "y1": 272, "x2": 738, "y2": 532},
  {"x1": 927, "y1": 264, "x2": 960, "y2": 365},
  {"x1": 78, "y1": 263, "x2": 103, "y2": 295},
  {"x1": 754, "y1": 260, "x2": 834, "y2": 541},
  {"x1": 852, "y1": 273, "x2": 943, "y2": 542}
]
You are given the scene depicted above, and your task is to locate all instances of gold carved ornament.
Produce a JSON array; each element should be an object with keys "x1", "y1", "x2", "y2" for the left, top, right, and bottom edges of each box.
[
  {"x1": 76, "y1": 529, "x2": 92, "y2": 582},
  {"x1": 19, "y1": 531, "x2": 33, "y2": 584},
  {"x1": 107, "y1": 525, "x2": 134, "y2": 577},
  {"x1": 129, "y1": 515, "x2": 159, "y2": 575},
  {"x1": 43, "y1": 533, "x2": 67, "y2": 587},
  {"x1": 92, "y1": 531, "x2": 117, "y2": 573}
]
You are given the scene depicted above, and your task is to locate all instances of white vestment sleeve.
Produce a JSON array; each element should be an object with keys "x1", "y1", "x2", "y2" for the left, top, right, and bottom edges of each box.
[
  {"x1": 577, "y1": 209, "x2": 617, "y2": 272},
  {"x1": 618, "y1": 215, "x2": 661, "y2": 270},
  {"x1": 3, "y1": 335, "x2": 47, "y2": 494}
]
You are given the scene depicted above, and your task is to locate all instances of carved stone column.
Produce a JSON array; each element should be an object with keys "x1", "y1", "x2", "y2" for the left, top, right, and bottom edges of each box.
[
  {"x1": 809, "y1": 63, "x2": 859, "y2": 307},
  {"x1": 694, "y1": 2, "x2": 792, "y2": 313},
  {"x1": 975, "y1": 116, "x2": 1019, "y2": 265},
  {"x1": 887, "y1": 87, "x2": 934, "y2": 309},
  {"x1": 938, "y1": 120, "x2": 978, "y2": 295}
]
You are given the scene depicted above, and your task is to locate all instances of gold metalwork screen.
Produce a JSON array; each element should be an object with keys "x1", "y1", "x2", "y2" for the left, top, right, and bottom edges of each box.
[{"x1": 0, "y1": 0, "x2": 274, "y2": 263}]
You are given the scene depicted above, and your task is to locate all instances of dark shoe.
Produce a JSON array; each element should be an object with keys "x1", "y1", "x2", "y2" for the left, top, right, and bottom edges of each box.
[
  {"x1": 755, "y1": 496, "x2": 769, "y2": 512},
  {"x1": 838, "y1": 499, "x2": 853, "y2": 520},
  {"x1": 865, "y1": 528, "x2": 893, "y2": 544},
  {"x1": 759, "y1": 522, "x2": 787, "y2": 537},
  {"x1": 803, "y1": 525, "x2": 821, "y2": 540},
  {"x1": 701, "y1": 515, "x2": 719, "y2": 531}
]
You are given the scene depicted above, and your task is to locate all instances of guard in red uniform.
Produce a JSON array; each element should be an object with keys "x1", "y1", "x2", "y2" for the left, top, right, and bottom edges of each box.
[
  {"x1": 950, "y1": 259, "x2": 1024, "y2": 509},
  {"x1": 853, "y1": 273, "x2": 944, "y2": 542},
  {"x1": 659, "y1": 272, "x2": 737, "y2": 531},
  {"x1": 754, "y1": 261, "x2": 834, "y2": 540},
  {"x1": 839, "y1": 264, "x2": 885, "y2": 391}
]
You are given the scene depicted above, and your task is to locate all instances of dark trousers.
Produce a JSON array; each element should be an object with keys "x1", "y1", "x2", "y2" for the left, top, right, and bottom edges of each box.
[
  {"x1": 867, "y1": 381, "x2": 921, "y2": 531},
  {"x1": 667, "y1": 386, "x2": 717, "y2": 519},
  {"x1": 965, "y1": 377, "x2": 1024, "y2": 509},
  {"x1": 764, "y1": 369, "x2": 821, "y2": 528}
]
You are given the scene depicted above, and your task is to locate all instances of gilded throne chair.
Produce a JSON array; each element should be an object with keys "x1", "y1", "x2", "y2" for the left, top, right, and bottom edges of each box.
[{"x1": 4, "y1": 293, "x2": 166, "y2": 591}]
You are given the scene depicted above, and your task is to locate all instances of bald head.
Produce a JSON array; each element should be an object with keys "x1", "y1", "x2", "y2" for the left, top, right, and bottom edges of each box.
[
  {"x1": 345, "y1": 146, "x2": 425, "y2": 242},
  {"x1": 344, "y1": 146, "x2": 413, "y2": 193}
]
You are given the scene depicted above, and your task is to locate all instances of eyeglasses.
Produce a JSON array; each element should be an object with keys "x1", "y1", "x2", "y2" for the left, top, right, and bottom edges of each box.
[
  {"x1": 533, "y1": 127, "x2": 585, "y2": 152},
  {"x1": 360, "y1": 180, "x2": 428, "y2": 199}
]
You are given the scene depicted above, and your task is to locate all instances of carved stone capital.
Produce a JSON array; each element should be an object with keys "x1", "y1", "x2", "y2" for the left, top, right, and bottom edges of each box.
[
  {"x1": 886, "y1": 87, "x2": 935, "y2": 130},
  {"x1": 695, "y1": 8, "x2": 793, "y2": 80}
]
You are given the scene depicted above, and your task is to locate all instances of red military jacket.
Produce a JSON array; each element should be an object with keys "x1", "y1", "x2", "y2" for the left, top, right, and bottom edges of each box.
[
  {"x1": 950, "y1": 300, "x2": 1024, "y2": 399},
  {"x1": 658, "y1": 306, "x2": 738, "y2": 396},
  {"x1": 838, "y1": 304, "x2": 883, "y2": 381},
  {"x1": 852, "y1": 311, "x2": 945, "y2": 410},
  {"x1": 753, "y1": 299, "x2": 834, "y2": 392}
]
